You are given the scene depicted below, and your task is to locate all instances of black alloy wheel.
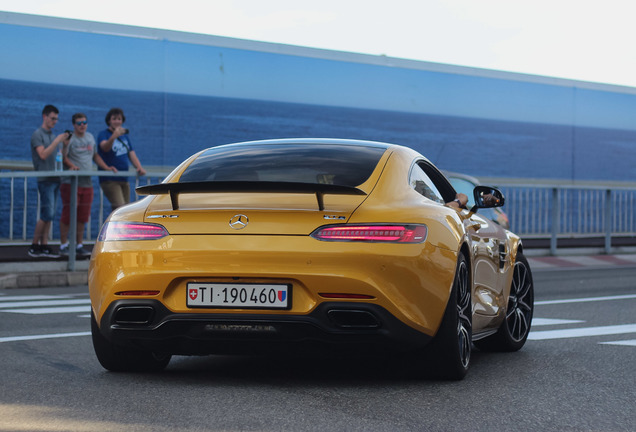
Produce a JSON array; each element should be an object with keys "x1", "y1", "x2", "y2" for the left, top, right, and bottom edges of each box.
[
  {"x1": 506, "y1": 254, "x2": 534, "y2": 343},
  {"x1": 455, "y1": 256, "x2": 472, "y2": 368},
  {"x1": 425, "y1": 253, "x2": 472, "y2": 380},
  {"x1": 474, "y1": 252, "x2": 534, "y2": 352}
]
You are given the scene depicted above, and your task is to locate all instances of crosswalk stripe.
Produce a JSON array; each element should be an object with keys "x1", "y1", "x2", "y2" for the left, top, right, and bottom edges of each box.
[
  {"x1": 0, "y1": 295, "x2": 68, "y2": 301},
  {"x1": 532, "y1": 318, "x2": 585, "y2": 326},
  {"x1": 2, "y1": 306, "x2": 91, "y2": 314},
  {"x1": 599, "y1": 339, "x2": 636, "y2": 347},
  {"x1": 535, "y1": 294, "x2": 636, "y2": 305},
  {"x1": 0, "y1": 332, "x2": 91, "y2": 343},
  {"x1": 528, "y1": 324, "x2": 636, "y2": 340},
  {"x1": 0, "y1": 299, "x2": 90, "y2": 309}
]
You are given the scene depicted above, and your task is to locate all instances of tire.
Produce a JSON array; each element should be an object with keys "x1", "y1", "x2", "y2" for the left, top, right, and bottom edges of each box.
[
  {"x1": 426, "y1": 253, "x2": 472, "y2": 380},
  {"x1": 474, "y1": 252, "x2": 534, "y2": 352},
  {"x1": 91, "y1": 310, "x2": 171, "y2": 372}
]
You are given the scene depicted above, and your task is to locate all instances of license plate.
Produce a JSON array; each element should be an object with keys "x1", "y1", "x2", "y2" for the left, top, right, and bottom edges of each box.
[{"x1": 187, "y1": 283, "x2": 290, "y2": 309}]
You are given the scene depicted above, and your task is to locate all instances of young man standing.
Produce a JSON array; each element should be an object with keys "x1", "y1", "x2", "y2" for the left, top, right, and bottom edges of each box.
[
  {"x1": 97, "y1": 107, "x2": 146, "y2": 212},
  {"x1": 60, "y1": 113, "x2": 117, "y2": 257},
  {"x1": 29, "y1": 105, "x2": 71, "y2": 258}
]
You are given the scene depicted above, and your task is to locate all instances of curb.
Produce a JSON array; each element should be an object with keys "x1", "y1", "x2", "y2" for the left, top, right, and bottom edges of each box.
[
  {"x1": 0, "y1": 271, "x2": 88, "y2": 289},
  {"x1": 0, "y1": 260, "x2": 90, "y2": 289}
]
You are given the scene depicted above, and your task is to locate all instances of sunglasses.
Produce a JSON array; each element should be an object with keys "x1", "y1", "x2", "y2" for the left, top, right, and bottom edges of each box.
[{"x1": 75, "y1": 121, "x2": 88, "y2": 125}]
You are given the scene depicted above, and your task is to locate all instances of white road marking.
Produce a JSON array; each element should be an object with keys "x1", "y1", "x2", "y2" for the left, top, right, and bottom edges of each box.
[
  {"x1": 532, "y1": 318, "x2": 585, "y2": 326},
  {"x1": 0, "y1": 295, "x2": 69, "y2": 301},
  {"x1": 2, "y1": 306, "x2": 91, "y2": 314},
  {"x1": 0, "y1": 299, "x2": 90, "y2": 309},
  {"x1": 0, "y1": 296, "x2": 91, "y2": 315},
  {"x1": 599, "y1": 340, "x2": 636, "y2": 347},
  {"x1": 0, "y1": 332, "x2": 91, "y2": 343},
  {"x1": 535, "y1": 294, "x2": 636, "y2": 305},
  {"x1": 528, "y1": 324, "x2": 636, "y2": 340}
]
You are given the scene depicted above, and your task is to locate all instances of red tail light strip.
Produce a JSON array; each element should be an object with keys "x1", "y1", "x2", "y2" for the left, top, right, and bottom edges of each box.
[
  {"x1": 312, "y1": 224, "x2": 427, "y2": 243},
  {"x1": 98, "y1": 222, "x2": 169, "y2": 241},
  {"x1": 115, "y1": 291, "x2": 161, "y2": 296},
  {"x1": 319, "y1": 293, "x2": 376, "y2": 299}
]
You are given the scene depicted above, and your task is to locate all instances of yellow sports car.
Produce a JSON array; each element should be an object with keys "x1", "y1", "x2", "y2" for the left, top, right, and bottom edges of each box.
[{"x1": 89, "y1": 138, "x2": 534, "y2": 379}]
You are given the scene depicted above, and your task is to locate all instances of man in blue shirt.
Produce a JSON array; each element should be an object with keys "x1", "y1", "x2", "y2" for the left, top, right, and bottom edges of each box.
[{"x1": 97, "y1": 107, "x2": 146, "y2": 212}]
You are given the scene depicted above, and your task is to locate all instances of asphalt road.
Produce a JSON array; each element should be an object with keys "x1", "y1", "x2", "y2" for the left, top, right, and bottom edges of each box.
[{"x1": 1, "y1": 267, "x2": 635, "y2": 432}]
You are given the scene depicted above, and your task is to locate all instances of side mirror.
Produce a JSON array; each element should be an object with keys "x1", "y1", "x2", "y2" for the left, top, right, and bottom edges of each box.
[{"x1": 473, "y1": 186, "x2": 505, "y2": 208}]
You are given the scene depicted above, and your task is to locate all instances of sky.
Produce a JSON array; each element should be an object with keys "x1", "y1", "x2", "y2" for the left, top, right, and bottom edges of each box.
[{"x1": 1, "y1": 0, "x2": 636, "y2": 89}]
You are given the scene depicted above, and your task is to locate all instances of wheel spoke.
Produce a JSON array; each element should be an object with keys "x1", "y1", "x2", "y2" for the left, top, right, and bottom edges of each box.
[
  {"x1": 458, "y1": 325, "x2": 471, "y2": 367},
  {"x1": 506, "y1": 295, "x2": 517, "y2": 319},
  {"x1": 518, "y1": 299, "x2": 532, "y2": 313},
  {"x1": 516, "y1": 310, "x2": 529, "y2": 340}
]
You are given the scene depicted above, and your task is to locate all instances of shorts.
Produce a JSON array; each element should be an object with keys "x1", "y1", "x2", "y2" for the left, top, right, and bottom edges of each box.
[
  {"x1": 100, "y1": 180, "x2": 131, "y2": 211},
  {"x1": 37, "y1": 181, "x2": 60, "y2": 222},
  {"x1": 60, "y1": 183, "x2": 94, "y2": 224}
]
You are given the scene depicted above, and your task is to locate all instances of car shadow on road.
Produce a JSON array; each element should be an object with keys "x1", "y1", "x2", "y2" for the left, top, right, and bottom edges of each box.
[{"x1": 133, "y1": 348, "x2": 509, "y2": 385}]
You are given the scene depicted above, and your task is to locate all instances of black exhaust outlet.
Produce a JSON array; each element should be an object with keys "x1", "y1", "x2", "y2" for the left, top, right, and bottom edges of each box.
[
  {"x1": 327, "y1": 309, "x2": 380, "y2": 328},
  {"x1": 113, "y1": 306, "x2": 155, "y2": 325}
]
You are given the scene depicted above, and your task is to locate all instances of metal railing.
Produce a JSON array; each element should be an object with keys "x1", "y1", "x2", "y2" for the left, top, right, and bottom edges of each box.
[
  {"x1": 0, "y1": 167, "x2": 171, "y2": 270},
  {"x1": 480, "y1": 176, "x2": 636, "y2": 255},
  {"x1": 1, "y1": 168, "x2": 635, "y2": 269}
]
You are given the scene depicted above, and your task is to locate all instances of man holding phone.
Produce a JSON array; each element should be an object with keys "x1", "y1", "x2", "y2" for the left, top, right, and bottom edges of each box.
[{"x1": 28, "y1": 104, "x2": 71, "y2": 258}]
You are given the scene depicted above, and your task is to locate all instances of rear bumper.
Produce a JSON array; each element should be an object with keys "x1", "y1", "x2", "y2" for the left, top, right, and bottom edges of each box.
[
  {"x1": 89, "y1": 235, "x2": 458, "y2": 335},
  {"x1": 99, "y1": 299, "x2": 433, "y2": 355}
]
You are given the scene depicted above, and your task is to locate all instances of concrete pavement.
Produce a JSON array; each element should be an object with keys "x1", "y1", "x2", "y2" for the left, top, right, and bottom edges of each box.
[{"x1": 0, "y1": 244, "x2": 90, "y2": 289}]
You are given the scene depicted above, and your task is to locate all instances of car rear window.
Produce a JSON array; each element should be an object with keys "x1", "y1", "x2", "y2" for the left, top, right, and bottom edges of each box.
[{"x1": 178, "y1": 143, "x2": 387, "y2": 187}]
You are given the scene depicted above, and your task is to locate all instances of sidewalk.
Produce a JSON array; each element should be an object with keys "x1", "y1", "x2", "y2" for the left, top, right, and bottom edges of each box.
[{"x1": 0, "y1": 244, "x2": 91, "y2": 289}]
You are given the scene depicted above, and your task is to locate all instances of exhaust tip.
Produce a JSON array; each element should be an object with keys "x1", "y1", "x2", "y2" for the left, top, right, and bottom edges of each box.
[
  {"x1": 327, "y1": 309, "x2": 380, "y2": 328},
  {"x1": 114, "y1": 306, "x2": 155, "y2": 325}
]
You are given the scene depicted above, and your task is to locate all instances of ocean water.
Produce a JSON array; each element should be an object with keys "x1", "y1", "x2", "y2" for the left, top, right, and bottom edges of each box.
[
  {"x1": 1, "y1": 78, "x2": 635, "y2": 239},
  {"x1": 3, "y1": 78, "x2": 636, "y2": 180}
]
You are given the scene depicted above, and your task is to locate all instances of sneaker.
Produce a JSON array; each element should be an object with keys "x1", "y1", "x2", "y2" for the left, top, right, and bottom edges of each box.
[
  {"x1": 76, "y1": 245, "x2": 91, "y2": 258},
  {"x1": 28, "y1": 244, "x2": 43, "y2": 257},
  {"x1": 59, "y1": 244, "x2": 69, "y2": 256},
  {"x1": 40, "y1": 245, "x2": 60, "y2": 258}
]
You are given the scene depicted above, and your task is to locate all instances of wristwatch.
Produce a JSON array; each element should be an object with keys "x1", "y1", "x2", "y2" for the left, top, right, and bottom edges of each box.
[{"x1": 454, "y1": 198, "x2": 462, "y2": 206}]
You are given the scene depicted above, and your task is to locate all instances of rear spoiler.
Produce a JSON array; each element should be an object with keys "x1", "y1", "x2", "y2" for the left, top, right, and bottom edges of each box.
[{"x1": 136, "y1": 181, "x2": 367, "y2": 211}]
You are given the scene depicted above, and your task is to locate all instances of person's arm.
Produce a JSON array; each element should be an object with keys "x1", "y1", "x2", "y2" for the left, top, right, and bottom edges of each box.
[
  {"x1": 128, "y1": 150, "x2": 146, "y2": 176},
  {"x1": 446, "y1": 193, "x2": 468, "y2": 209},
  {"x1": 93, "y1": 152, "x2": 118, "y2": 172},
  {"x1": 62, "y1": 155, "x2": 79, "y2": 170},
  {"x1": 62, "y1": 139, "x2": 79, "y2": 170},
  {"x1": 99, "y1": 127, "x2": 126, "y2": 152},
  {"x1": 35, "y1": 132, "x2": 70, "y2": 160}
]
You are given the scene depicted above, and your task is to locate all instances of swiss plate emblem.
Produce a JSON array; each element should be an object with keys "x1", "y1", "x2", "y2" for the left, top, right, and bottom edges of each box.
[
  {"x1": 278, "y1": 290, "x2": 287, "y2": 302},
  {"x1": 189, "y1": 289, "x2": 198, "y2": 301}
]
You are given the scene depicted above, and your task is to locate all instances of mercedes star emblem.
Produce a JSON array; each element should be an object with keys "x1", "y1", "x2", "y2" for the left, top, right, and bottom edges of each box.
[{"x1": 229, "y1": 214, "x2": 249, "y2": 230}]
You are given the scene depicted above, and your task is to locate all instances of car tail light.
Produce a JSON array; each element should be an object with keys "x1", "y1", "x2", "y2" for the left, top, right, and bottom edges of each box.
[
  {"x1": 98, "y1": 222, "x2": 169, "y2": 241},
  {"x1": 319, "y1": 293, "x2": 375, "y2": 299},
  {"x1": 311, "y1": 224, "x2": 427, "y2": 243},
  {"x1": 115, "y1": 290, "x2": 161, "y2": 296}
]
